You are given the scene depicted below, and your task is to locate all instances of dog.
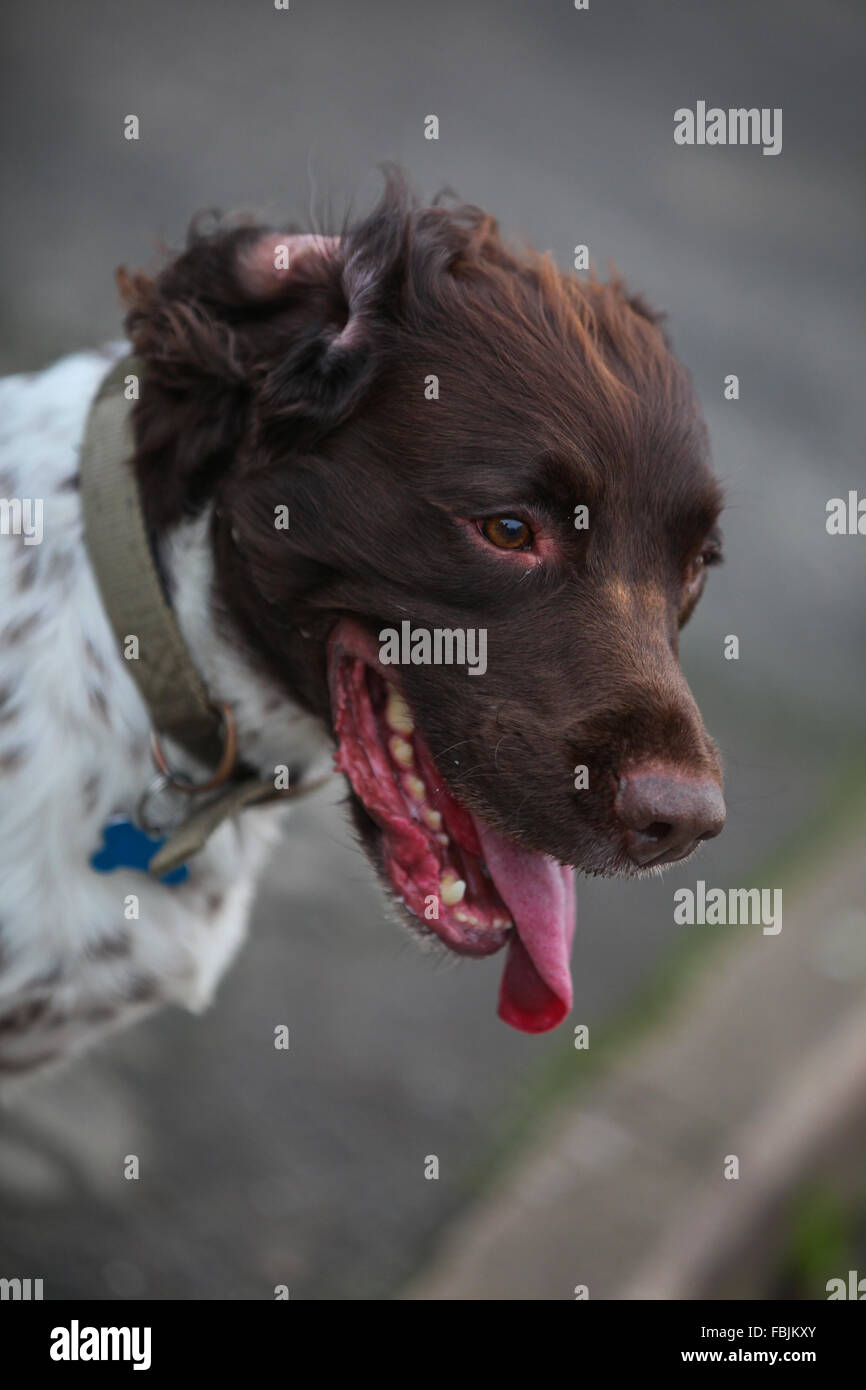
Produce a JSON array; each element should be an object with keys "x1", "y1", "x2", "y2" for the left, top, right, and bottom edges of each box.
[{"x1": 0, "y1": 176, "x2": 725, "y2": 1081}]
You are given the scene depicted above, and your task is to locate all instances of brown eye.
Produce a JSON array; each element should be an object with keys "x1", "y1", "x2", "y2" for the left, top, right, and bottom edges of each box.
[
  {"x1": 479, "y1": 516, "x2": 532, "y2": 550},
  {"x1": 685, "y1": 542, "x2": 723, "y2": 592}
]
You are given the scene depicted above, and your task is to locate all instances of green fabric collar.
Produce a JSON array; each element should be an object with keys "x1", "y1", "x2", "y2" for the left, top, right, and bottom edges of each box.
[{"x1": 80, "y1": 355, "x2": 329, "y2": 877}]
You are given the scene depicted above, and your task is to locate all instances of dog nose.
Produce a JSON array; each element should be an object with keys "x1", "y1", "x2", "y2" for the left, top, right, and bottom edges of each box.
[{"x1": 615, "y1": 764, "x2": 726, "y2": 867}]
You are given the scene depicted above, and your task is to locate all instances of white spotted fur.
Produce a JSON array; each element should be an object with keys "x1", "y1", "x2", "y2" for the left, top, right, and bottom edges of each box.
[{"x1": 0, "y1": 348, "x2": 332, "y2": 1085}]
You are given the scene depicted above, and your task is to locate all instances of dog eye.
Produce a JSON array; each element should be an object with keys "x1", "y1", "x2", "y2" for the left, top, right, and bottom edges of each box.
[
  {"x1": 685, "y1": 543, "x2": 723, "y2": 592},
  {"x1": 478, "y1": 516, "x2": 533, "y2": 551}
]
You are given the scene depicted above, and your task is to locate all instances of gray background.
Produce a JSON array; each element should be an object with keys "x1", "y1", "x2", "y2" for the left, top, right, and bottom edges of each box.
[{"x1": 0, "y1": 0, "x2": 863, "y2": 1299}]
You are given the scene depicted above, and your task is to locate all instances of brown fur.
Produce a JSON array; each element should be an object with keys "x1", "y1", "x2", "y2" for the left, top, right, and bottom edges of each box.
[{"x1": 120, "y1": 174, "x2": 723, "y2": 878}]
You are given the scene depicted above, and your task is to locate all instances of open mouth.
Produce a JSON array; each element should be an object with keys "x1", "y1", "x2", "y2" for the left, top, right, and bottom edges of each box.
[{"x1": 327, "y1": 619, "x2": 576, "y2": 1034}]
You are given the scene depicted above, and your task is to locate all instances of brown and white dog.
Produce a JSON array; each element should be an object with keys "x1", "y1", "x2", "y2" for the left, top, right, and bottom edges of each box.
[{"x1": 0, "y1": 177, "x2": 725, "y2": 1081}]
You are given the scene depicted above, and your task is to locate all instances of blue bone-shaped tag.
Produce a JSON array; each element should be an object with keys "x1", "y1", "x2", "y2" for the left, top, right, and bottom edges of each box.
[{"x1": 90, "y1": 819, "x2": 189, "y2": 886}]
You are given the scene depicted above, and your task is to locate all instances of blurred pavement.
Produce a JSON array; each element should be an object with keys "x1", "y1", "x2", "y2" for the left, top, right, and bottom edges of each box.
[{"x1": 0, "y1": 0, "x2": 864, "y2": 1298}]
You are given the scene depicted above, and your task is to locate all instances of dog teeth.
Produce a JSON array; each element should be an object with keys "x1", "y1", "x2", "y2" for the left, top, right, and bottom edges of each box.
[
  {"x1": 455, "y1": 911, "x2": 510, "y2": 930},
  {"x1": 386, "y1": 689, "x2": 415, "y2": 734},
  {"x1": 439, "y1": 874, "x2": 467, "y2": 906},
  {"x1": 436, "y1": 833, "x2": 450, "y2": 846},
  {"x1": 404, "y1": 774, "x2": 426, "y2": 803},
  {"x1": 422, "y1": 807, "x2": 443, "y2": 831},
  {"x1": 389, "y1": 734, "x2": 414, "y2": 767}
]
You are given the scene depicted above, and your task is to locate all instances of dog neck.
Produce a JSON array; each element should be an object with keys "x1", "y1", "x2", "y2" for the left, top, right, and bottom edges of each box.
[{"x1": 159, "y1": 510, "x2": 332, "y2": 782}]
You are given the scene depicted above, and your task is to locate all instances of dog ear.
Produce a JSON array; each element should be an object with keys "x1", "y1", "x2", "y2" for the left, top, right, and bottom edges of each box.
[
  {"x1": 118, "y1": 221, "x2": 392, "y2": 528},
  {"x1": 234, "y1": 227, "x2": 394, "y2": 439},
  {"x1": 118, "y1": 226, "x2": 345, "y2": 388}
]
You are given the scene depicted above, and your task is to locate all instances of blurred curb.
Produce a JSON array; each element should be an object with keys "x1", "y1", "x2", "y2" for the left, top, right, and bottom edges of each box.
[
  {"x1": 622, "y1": 991, "x2": 866, "y2": 1299},
  {"x1": 402, "y1": 826, "x2": 866, "y2": 1300}
]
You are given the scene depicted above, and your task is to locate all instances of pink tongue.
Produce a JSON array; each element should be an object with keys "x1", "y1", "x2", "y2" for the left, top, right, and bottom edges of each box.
[{"x1": 474, "y1": 820, "x2": 576, "y2": 1034}]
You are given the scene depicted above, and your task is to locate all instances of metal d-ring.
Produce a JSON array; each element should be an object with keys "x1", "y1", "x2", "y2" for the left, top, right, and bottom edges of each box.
[
  {"x1": 150, "y1": 702, "x2": 239, "y2": 795},
  {"x1": 137, "y1": 773, "x2": 184, "y2": 836}
]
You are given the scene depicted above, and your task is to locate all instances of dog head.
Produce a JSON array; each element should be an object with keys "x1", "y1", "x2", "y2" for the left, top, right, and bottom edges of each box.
[{"x1": 122, "y1": 175, "x2": 725, "y2": 1033}]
